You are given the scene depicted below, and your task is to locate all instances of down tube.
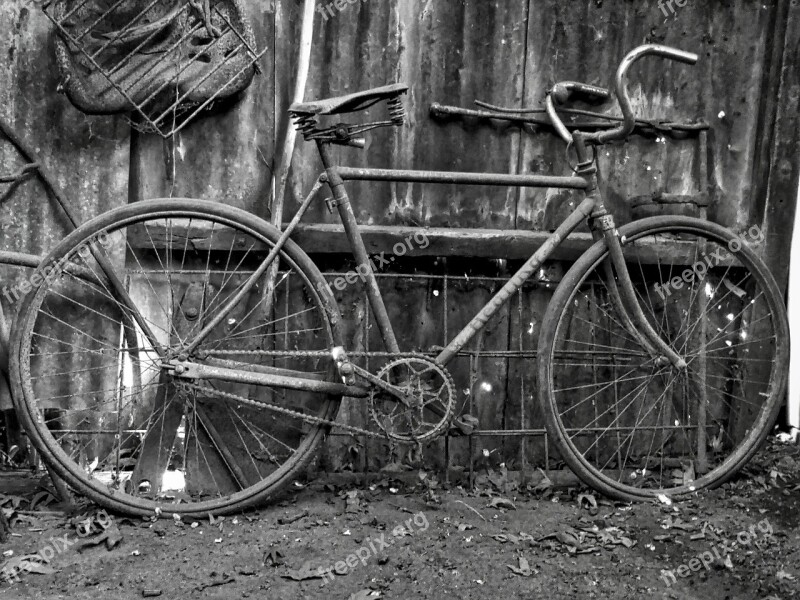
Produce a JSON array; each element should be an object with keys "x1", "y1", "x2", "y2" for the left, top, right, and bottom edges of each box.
[{"x1": 435, "y1": 194, "x2": 597, "y2": 366}]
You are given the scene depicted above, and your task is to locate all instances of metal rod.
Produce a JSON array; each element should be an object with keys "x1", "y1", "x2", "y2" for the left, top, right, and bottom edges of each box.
[
  {"x1": 212, "y1": 4, "x2": 261, "y2": 59},
  {"x1": 169, "y1": 45, "x2": 271, "y2": 136},
  {"x1": 116, "y1": 21, "x2": 207, "y2": 97},
  {"x1": 321, "y1": 147, "x2": 401, "y2": 354},
  {"x1": 150, "y1": 41, "x2": 246, "y2": 125},
  {"x1": 88, "y1": 0, "x2": 171, "y2": 59},
  {"x1": 336, "y1": 167, "x2": 588, "y2": 189},
  {"x1": 102, "y1": 6, "x2": 195, "y2": 75},
  {"x1": 430, "y1": 103, "x2": 709, "y2": 134},
  {"x1": 173, "y1": 361, "x2": 369, "y2": 397},
  {"x1": 436, "y1": 193, "x2": 597, "y2": 365},
  {"x1": 181, "y1": 178, "x2": 324, "y2": 355},
  {"x1": 74, "y1": 0, "x2": 127, "y2": 41}
]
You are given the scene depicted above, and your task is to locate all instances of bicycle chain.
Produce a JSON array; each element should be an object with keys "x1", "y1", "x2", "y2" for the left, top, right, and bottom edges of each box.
[
  {"x1": 181, "y1": 352, "x2": 454, "y2": 442},
  {"x1": 182, "y1": 381, "x2": 387, "y2": 439}
]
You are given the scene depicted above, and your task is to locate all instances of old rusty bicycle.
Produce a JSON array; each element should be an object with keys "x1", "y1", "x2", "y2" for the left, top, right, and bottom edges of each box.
[{"x1": 8, "y1": 45, "x2": 789, "y2": 516}]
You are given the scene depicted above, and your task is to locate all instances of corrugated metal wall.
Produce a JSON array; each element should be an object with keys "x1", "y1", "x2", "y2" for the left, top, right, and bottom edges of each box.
[{"x1": 2, "y1": 0, "x2": 798, "y2": 472}]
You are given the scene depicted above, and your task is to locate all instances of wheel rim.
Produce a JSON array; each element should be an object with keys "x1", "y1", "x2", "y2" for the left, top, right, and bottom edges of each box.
[
  {"x1": 16, "y1": 203, "x2": 339, "y2": 514},
  {"x1": 545, "y1": 221, "x2": 787, "y2": 499}
]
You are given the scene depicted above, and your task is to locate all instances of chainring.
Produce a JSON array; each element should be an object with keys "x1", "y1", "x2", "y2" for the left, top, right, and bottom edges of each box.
[{"x1": 369, "y1": 356, "x2": 456, "y2": 444}]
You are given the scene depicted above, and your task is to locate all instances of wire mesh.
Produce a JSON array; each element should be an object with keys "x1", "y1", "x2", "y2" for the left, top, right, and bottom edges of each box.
[{"x1": 42, "y1": 0, "x2": 265, "y2": 138}]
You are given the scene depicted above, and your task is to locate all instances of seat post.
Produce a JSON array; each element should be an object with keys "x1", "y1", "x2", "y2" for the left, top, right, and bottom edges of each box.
[{"x1": 316, "y1": 141, "x2": 401, "y2": 354}]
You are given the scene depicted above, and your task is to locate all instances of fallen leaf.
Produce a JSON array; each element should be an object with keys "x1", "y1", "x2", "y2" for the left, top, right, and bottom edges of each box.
[
  {"x1": 492, "y1": 534, "x2": 520, "y2": 544},
  {"x1": 486, "y1": 497, "x2": 516, "y2": 510},
  {"x1": 195, "y1": 574, "x2": 235, "y2": 592},
  {"x1": 76, "y1": 522, "x2": 123, "y2": 552},
  {"x1": 283, "y1": 561, "x2": 325, "y2": 581},
  {"x1": 344, "y1": 491, "x2": 362, "y2": 514},
  {"x1": 530, "y1": 468, "x2": 553, "y2": 495},
  {"x1": 264, "y1": 549, "x2": 284, "y2": 567},
  {"x1": 278, "y1": 510, "x2": 309, "y2": 525},
  {"x1": 29, "y1": 491, "x2": 56, "y2": 511},
  {"x1": 577, "y1": 493, "x2": 598, "y2": 515},
  {"x1": 348, "y1": 590, "x2": 382, "y2": 600},
  {"x1": 507, "y1": 556, "x2": 532, "y2": 577},
  {"x1": 1, "y1": 554, "x2": 56, "y2": 576},
  {"x1": 554, "y1": 528, "x2": 582, "y2": 547}
]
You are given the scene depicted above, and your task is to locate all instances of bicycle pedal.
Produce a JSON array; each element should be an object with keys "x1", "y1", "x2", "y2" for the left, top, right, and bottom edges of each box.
[{"x1": 450, "y1": 414, "x2": 479, "y2": 436}]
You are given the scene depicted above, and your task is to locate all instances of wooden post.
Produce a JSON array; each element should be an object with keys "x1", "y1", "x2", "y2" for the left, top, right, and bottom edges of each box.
[{"x1": 262, "y1": 0, "x2": 316, "y2": 317}]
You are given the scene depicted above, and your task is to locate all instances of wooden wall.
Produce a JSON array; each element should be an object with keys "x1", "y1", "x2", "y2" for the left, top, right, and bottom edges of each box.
[{"x1": 1, "y1": 0, "x2": 798, "y2": 473}]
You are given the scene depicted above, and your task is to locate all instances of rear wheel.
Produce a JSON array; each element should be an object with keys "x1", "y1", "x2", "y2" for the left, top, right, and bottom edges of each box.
[
  {"x1": 11, "y1": 198, "x2": 342, "y2": 516},
  {"x1": 538, "y1": 216, "x2": 789, "y2": 501}
]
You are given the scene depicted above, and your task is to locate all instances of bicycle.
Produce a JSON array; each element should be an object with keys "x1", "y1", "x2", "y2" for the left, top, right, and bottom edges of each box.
[{"x1": 8, "y1": 44, "x2": 789, "y2": 517}]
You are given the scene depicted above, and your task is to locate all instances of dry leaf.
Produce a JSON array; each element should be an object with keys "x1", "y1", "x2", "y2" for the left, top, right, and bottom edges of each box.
[
  {"x1": 486, "y1": 497, "x2": 516, "y2": 510},
  {"x1": 283, "y1": 561, "x2": 326, "y2": 581},
  {"x1": 348, "y1": 591, "x2": 382, "y2": 600},
  {"x1": 507, "y1": 556, "x2": 532, "y2": 577}
]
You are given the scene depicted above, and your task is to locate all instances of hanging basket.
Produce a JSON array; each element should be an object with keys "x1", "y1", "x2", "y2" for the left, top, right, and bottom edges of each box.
[{"x1": 44, "y1": 0, "x2": 265, "y2": 137}]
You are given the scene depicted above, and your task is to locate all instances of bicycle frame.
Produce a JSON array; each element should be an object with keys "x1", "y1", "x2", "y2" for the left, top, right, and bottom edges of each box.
[
  {"x1": 316, "y1": 142, "x2": 594, "y2": 365},
  {"x1": 168, "y1": 43, "x2": 703, "y2": 392},
  {"x1": 169, "y1": 134, "x2": 685, "y2": 397}
]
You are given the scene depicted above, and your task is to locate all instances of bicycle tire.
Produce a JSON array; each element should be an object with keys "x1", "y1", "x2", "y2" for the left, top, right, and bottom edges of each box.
[
  {"x1": 538, "y1": 215, "x2": 789, "y2": 501},
  {"x1": 10, "y1": 198, "x2": 344, "y2": 517}
]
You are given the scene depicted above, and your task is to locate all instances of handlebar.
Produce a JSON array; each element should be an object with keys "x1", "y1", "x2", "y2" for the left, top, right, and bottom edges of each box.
[
  {"x1": 596, "y1": 44, "x2": 697, "y2": 143},
  {"x1": 551, "y1": 81, "x2": 611, "y2": 105},
  {"x1": 547, "y1": 82, "x2": 611, "y2": 143},
  {"x1": 547, "y1": 44, "x2": 698, "y2": 145}
]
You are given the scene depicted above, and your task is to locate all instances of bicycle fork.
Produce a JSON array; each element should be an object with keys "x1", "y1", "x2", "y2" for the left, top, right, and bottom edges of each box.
[{"x1": 591, "y1": 208, "x2": 687, "y2": 370}]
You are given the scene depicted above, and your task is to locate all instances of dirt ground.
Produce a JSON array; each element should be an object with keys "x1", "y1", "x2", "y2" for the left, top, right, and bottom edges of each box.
[{"x1": 1, "y1": 438, "x2": 799, "y2": 600}]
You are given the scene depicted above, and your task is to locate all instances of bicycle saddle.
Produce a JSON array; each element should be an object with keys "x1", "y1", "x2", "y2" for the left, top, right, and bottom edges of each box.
[{"x1": 290, "y1": 83, "x2": 408, "y2": 116}]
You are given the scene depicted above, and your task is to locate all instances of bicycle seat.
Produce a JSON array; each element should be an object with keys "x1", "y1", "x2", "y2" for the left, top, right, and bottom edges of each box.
[{"x1": 289, "y1": 83, "x2": 408, "y2": 116}]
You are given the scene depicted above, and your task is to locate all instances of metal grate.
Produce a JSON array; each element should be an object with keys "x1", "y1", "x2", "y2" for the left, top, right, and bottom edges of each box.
[{"x1": 42, "y1": 0, "x2": 266, "y2": 138}]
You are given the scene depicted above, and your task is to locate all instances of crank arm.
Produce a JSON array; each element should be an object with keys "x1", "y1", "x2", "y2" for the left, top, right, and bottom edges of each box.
[{"x1": 348, "y1": 363, "x2": 413, "y2": 408}]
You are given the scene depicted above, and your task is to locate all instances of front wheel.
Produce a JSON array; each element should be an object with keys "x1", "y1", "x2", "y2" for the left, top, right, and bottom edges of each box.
[
  {"x1": 538, "y1": 216, "x2": 789, "y2": 501},
  {"x1": 11, "y1": 198, "x2": 344, "y2": 516}
]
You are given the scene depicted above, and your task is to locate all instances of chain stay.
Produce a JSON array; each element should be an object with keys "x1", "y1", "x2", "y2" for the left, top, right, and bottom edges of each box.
[
  {"x1": 182, "y1": 382, "x2": 386, "y2": 439},
  {"x1": 181, "y1": 352, "x2": 454, "y2": 442}
]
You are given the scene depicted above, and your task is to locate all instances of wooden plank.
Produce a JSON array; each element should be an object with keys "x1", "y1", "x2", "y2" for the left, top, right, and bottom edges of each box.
[
  {"x1": 759, "y1": 0, "x2": 800, "y2": 292},
  {"x1": 131, "y1": 283, "x2": 207, "y2": 495},
  {"x1": 128, "y1": 221, "x2": 737, "y2": 264},
  {"x1": 290, "y1": 224, "x2": 729, "y2": 265}
]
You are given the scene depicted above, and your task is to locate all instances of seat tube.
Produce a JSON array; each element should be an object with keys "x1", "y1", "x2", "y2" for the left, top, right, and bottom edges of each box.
[{"x1": 317, "y1": 142, "x2": 401, "y2": 354}]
